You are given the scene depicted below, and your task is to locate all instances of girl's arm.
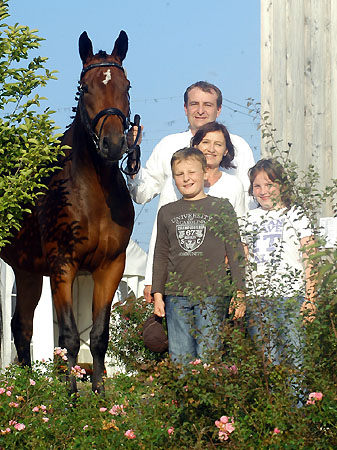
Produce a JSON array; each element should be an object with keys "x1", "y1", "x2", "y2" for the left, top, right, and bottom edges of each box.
[{"x1": 300, "y1": 235, "x2": 317, "y2": 322}]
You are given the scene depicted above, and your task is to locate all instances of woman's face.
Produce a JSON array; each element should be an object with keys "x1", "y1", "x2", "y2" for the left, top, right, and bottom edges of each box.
[
  {"x1": 252, "y1": 170, "x2": 283, "y2": 210},
  {"x1": 196, "y1": 130, "x2": 227, "y2": 169}
]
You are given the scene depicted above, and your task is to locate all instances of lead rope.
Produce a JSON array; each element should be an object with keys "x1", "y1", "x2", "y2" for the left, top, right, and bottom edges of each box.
[{"x1": 121, "y1": 114, "x2": 141, "y2": 176}]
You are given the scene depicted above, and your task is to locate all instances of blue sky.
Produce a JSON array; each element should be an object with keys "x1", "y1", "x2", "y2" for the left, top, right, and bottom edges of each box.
[{"x1": 8, "y1": 0, "x2": 260, "y2": 252}]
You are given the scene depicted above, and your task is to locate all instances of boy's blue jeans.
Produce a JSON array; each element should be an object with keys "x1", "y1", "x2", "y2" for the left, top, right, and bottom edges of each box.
[{"x1": 165, "y1": 295, "x2": 228, "y2": 365}]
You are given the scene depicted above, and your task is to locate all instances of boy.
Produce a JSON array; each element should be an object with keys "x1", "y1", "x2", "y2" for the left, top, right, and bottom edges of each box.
[{"x1": 152, "y1": 147, "x2": 245, "y2": 364}]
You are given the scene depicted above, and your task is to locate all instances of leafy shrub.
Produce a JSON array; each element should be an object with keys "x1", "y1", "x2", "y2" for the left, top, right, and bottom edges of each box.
[{"x1": 108, "y1": 295, "x2": 167, "y2": 372}]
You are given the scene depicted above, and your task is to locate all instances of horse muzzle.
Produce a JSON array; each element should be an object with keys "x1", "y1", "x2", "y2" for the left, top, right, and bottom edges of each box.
[{"x1": 99, "y1": 133, "x2": 128, "y2": 161}]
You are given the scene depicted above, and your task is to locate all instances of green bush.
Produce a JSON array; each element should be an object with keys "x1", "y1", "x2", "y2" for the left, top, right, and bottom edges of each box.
[
  {"x1": 108, "y1": 295, "x2": 167, "y2": 372},
  {"x1": 0, "y1": 1, "x2": 62, "y2": 248},
  {"x1": 0, "y1": 341, "x2": 336, "y2": 449}
]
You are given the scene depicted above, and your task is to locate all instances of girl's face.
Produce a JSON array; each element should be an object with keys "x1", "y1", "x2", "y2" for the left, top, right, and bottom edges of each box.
[
  {"x1": 252, "y1": 170, "x2": 283, "y2": 210},
  {"x1": 196, "y1": 130, "x2": 227, "y2": 169}
]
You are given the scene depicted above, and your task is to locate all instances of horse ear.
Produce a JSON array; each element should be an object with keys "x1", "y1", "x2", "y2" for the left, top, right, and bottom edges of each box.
[
  {"x1": 111, "y1": 30, "x2": 128, "y2": 63},
  {"x1": 79, "y1": 31, "x2": 93, "y2": 63}
]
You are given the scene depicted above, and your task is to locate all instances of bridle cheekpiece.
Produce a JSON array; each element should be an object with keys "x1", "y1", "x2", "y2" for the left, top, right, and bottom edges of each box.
[
  {"x1": 77, "y1": 61, "x2": 140, "y2": 175},
  {"x1": 78, "y1": 62, "x2": 130, "y2": 152}
]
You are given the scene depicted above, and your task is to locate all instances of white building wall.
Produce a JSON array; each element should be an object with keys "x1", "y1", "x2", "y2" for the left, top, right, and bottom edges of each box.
[{"x1": 261, "y1": 0, "x2": 337, "y2": 214}]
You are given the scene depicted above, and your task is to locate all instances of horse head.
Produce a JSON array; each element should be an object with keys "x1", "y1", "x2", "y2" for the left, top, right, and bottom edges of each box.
[{"x1": 78, "y1": 31, "x2": 130, "y2": 161}]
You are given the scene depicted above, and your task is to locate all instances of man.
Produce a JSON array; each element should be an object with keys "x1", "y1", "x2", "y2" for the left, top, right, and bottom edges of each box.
[{"x1": 127, "y1": 81, "x2": 255, "y2": 302}]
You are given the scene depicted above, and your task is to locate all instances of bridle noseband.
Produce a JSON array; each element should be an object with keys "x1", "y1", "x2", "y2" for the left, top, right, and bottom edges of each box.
[{"x1": 78, "y1": 62, "x2": 130, "y2": 151}]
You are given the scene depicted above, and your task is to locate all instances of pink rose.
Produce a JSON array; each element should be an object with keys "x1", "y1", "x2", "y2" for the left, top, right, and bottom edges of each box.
[
  {"x1": 29, "y1": 379, "x2": 36, "y2": 386},
  {"x1": 9, "y1": 402, "x2": 19, "y2": 408},
  {"x1": 42, "y1": 417, "x2": 49, "y2": 423},
  {"x1": 307, "y1": 392, "x2": 323, "y2": 405},
  {"x1": 229, "y1": 364, "x2": 238, "y2": 375},
  {"x1": 220, "y1": 416, "x2": 229, "y2": 423},
  {"x1": 273, "y1": 427, "x2": 281, "y2": 434},
  {"x1": 14, "y1": 423, "x2": 25, "y2": 431},
  {"x1": 124, "y1": 429, "x2": 136, "y2": 439},
  {"x1": 167, "y1": 426, "x2": 174, "y2": 435},
  {"x1": 218, "y1": 430, "x2": 229, "y2": 441},
  {"x1": 0, "y1": 388, "x2": 5, "y2": 395},
  {"x1": 225, "y1": 422, "x2": 235, "y2": 433},
  {"x1": 189, "y1": 359, "x2": 202, "y2": 365},
  {"x1": 215, "y1": 415, "x2": 235, "y2": 440},
  {"x1": 100, "y1": 407, "x2": 107, "y2": 412},
  {"x1": 312, "y1": 392, "x2": 323, "y2": 401}
]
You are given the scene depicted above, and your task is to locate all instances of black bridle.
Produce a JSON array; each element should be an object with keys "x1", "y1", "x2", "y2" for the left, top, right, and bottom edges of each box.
[{"x1": 78, "y1": 62, "x2": 141, "y2": 175}]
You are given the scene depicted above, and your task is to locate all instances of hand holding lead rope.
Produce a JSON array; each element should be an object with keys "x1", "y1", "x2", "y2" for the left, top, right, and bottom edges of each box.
[{"x1": 122, "y1": 114, "x2": 141, "y2": 176}]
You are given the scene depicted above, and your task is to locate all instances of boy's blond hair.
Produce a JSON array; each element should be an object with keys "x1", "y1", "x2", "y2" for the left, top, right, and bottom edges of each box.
[{"x1": 170, "y1": 147, "x2": 207, "y2": 173}]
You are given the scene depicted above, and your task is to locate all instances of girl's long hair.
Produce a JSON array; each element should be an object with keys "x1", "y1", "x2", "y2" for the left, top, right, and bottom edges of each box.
[{"x1": 248, "y1": 158, "x2": 292, "y2": 209}]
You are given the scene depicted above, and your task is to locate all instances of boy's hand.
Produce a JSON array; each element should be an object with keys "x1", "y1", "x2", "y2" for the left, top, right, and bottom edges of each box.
[
  {"x1": 153, "y1": 293, "x2": 165, "y2": 318},
  {"x1": 300, "y1": 300, "x2": 316, "y2": 323},
  {"x1": 229, "y1": 291, "x2": 246, "y2": 320}
]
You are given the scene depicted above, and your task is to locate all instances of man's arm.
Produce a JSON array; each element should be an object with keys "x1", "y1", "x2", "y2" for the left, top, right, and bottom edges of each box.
[
  {"x1": 127, "y1": 135, "x2": 171, "y2": 204},
  {"x1": 127, "y1": 131, "x2": 192, "y2": 205}
]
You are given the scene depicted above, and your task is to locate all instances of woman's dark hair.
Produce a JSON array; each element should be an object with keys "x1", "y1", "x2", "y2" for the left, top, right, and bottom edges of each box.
[
  {"x1": 248, "y1": 158, "x2": 292, "y2": 208},
  {"x1": 191, "y1": 122, "x2": 236, "y2": 169}
]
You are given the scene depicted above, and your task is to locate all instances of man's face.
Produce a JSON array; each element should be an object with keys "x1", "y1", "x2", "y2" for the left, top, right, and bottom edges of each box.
[{"x1": 184, "y1": 87, "x2": 221, "y2": 134}]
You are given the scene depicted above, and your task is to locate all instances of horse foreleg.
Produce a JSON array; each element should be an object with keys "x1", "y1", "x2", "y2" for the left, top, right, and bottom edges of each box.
[
  {"x1": 91, "y1": 254, "x2": 126, "y2": 393},
  {"x1": 51, "y1": 273, "x2": 80, "y2": 393},
  {"x1": 11, "y1": 270, "x2": 43, "y2": 367}
]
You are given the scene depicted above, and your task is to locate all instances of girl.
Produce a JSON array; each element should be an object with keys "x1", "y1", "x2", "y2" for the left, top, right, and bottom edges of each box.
[{"x1": 241, "y1": 158, "x2": 316, "y2": 365}]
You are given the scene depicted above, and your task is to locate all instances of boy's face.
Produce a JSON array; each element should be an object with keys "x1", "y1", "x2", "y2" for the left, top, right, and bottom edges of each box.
[{"x1": 172, "y1": 157, "x2": 207, "y2": 201}]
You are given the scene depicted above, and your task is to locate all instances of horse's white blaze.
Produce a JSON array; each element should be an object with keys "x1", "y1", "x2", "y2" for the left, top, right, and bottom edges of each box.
[{"x1": 102, "y1": 69, "x2": 111, "y2": 85}]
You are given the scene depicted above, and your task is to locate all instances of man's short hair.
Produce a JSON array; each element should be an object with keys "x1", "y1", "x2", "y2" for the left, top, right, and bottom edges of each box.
[
  {"x1": 171, "y1": 147, "x2": 207, "y2": 172},
  {"x1": 184, "y1": 81, "x2": 222, "y2": 108}
]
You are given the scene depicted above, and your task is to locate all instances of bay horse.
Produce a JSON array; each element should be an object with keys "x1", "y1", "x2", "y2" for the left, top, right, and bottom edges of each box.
[{"x1": 0, "y1": 31, "x2": 135, "y2": 393}]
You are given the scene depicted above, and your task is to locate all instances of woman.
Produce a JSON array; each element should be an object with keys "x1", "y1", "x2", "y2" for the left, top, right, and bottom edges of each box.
[{"x1": 191, "y1": 122, "x2": 245, "y2": 217}]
